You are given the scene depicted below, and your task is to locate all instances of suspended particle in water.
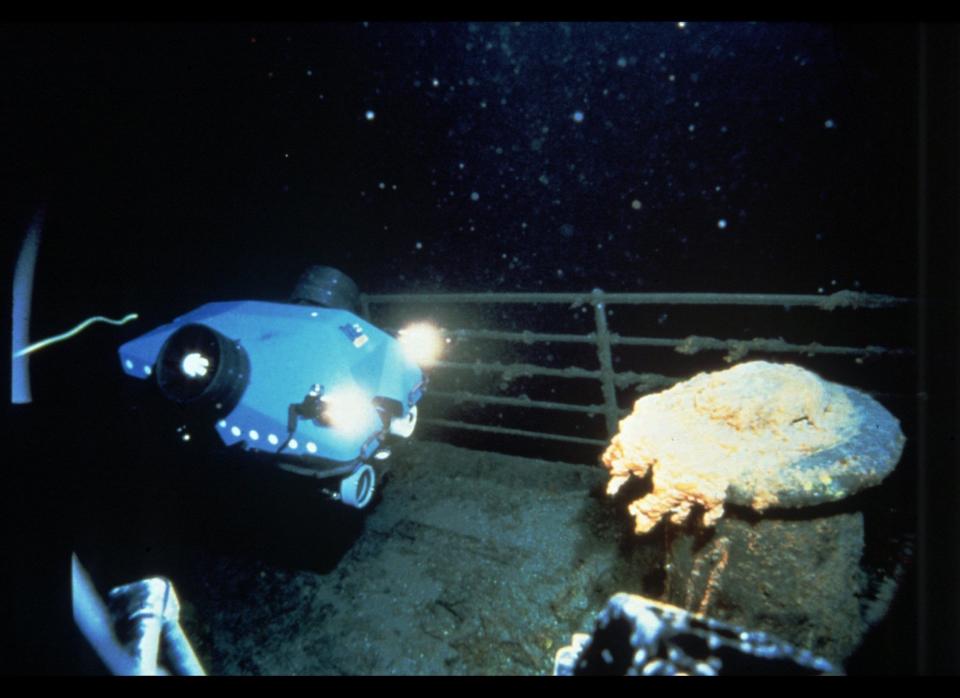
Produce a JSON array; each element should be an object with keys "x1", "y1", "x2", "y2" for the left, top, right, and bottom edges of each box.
[
  {"x1": 631, "y1": 199, "x2": 642, "y2": 210},
  {"x1": 824, "y1": 118, "x2": 836, "y2": 129},
  {"x1": 365, "y1": 110, "x2": 376, "y2": 121},
  {"x1": 717, "y1": 219, "x2": 728, "y2": 229},
  {"x1": 470, "y1": 192, "x2": 480, "y2": 201},
  {"x1": 572, "y1": 111, "x2": 585, "y2": 123}
]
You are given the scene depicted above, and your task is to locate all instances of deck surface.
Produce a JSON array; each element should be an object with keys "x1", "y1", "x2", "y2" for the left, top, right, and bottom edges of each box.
[{"x1": 177, "y1": 440, "x2": 660, "y2": 675}]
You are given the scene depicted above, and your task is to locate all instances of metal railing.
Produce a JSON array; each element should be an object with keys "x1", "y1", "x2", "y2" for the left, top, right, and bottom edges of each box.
[{"x1": 360, "y1": 289, "x2": 912, "y2": 455}]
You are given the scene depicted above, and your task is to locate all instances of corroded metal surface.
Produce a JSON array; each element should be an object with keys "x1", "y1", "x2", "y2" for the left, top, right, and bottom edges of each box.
[
  {"x1": 603, "y1": 361, "x2": 905, "y2": 533},
  {"x1": 554, "y1": 593, "x2": 840, "y2": 676}
]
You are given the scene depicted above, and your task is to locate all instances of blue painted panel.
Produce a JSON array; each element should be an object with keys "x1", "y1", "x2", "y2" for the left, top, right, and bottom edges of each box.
[{"x1": 118, "y1": 301, "x2": 424, "y2": 464}]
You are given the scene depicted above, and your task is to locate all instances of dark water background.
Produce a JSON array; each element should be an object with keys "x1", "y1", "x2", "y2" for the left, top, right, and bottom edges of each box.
[{"x1": 3, "y1": 22, "x2": 957, "y2": 675}]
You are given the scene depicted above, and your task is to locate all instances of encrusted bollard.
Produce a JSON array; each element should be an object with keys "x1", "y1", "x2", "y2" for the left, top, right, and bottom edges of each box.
[{"x1": 601, "y1": 361, "x2": 906, "y2": 665}]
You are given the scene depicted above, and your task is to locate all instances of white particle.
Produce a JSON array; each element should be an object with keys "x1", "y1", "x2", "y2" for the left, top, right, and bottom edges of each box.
[
  {"x1": 717, "y1": 219, "x2": 728, "y2": 229},
  {"x1": 688, "y1": 124, "x2": 695, "y2": 132},
  {"x1": 631, "y1": 199, "x2": 642, "y2": 210},
  {"x1": 824, "y1": 118, "x2": 836, "y2": 129},
  {"x1": 306, "y1": 69, "x2": 313, "y2": 77},
  {"x1": 378, "y1": 181, "x2": 386, "y2": 189},
  {"x1": 431, "y1": 78, "x2": 440, "y2": 87},
  {"x1": 616, "y1": 57, "x2": 627, "y2": 68},
  {"x1": 470, "y1": 192, "x2": 480, "y2": 201},
  {"x1": 415, "y1": 241, "x2": 423, "y2": 250},
  {"x1": 677, "y1": 21, "x2": 686, "y2": 28},
  {"x1": 365, "y1": 110, "x2": 376, "y2": 121},
  {"x1": 572, "y1": 110, "x2": 585, "y2": 123}
]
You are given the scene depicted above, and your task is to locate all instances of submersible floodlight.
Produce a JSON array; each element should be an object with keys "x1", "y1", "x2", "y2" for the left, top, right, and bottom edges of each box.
[
  {"x1": 155, "y1": 323, "x2": 251, "y2": 411},
  {"x1": 118, "y1": 266, "x2": 428, "y2": 509}
]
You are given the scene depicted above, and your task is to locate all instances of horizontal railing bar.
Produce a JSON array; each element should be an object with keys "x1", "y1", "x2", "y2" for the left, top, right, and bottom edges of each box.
[
  {"x1": 630, "y1": 335, "x2": 910, "y2": 357},
  {"x1": 613, "y1": 372, "x2": 683, "y2": 392},
  {"x1": 421, "y1": 417, "x2": 608, "y2": 447},
  {"x1": 435, "y1": 328, "x2": 908, "y2": 357},
  {"x1": 427, "y1": 390, "x2": 607, "y2": 415},
  {"x1": 448, "y1": 328, "x2": 593, "y2": 344},
  {"x1": 432, "y1": 341, "x2": 906, "y2": 384},
  {"x1": 363, "y1": 290, "x2": 909, "y2": 309},
  {"x1": 434, "y1": 360, "x2": 601, "y2": 380}
]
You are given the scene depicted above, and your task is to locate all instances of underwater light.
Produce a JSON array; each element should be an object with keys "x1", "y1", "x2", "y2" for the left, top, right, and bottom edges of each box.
[
  {"x1": 321, "y1": 386, "x2": 375, "y2": 437},
  {"x1": 155, "y1": 323, "x2": 250, "y2": 411},
  {"x1": 397, "y1": 322, "x2": 445, "y2": 368},
  {"x1": 181, "y1": 352, "x2": 210, "y2": 378}
]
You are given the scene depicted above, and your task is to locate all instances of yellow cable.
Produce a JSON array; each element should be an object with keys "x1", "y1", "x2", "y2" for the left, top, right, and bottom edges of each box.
[{"x1": 13, "y1": 313, "x2": 139, "y2": 358}]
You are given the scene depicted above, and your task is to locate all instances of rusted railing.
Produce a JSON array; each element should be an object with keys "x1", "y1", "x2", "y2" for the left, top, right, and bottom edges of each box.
[{"x1": 360, "y1": 290, "x2": 912, "y2": 454}]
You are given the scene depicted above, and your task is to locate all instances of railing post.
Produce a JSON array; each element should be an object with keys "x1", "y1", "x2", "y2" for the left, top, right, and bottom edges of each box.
[
  {"x1": 591, "y1": 290, "x2": 620, "y2": 439},
  {"x1": 359, "y1": 293, "x2": 371, "y2": 320}
]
